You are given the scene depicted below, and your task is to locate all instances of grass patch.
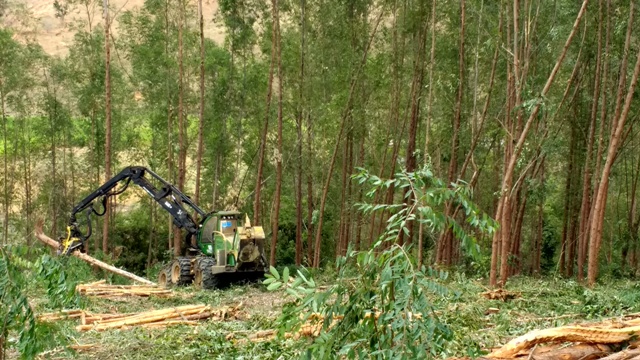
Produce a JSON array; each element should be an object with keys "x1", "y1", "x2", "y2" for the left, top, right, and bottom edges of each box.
[{"x1": 22, "y1": 267, "x2": 640, "y2": 359}]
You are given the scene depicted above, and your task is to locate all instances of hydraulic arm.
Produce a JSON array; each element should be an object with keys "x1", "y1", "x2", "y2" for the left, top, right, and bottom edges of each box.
[{"x1": 60, "y1": 166, "x2": 207, "y2": 255}]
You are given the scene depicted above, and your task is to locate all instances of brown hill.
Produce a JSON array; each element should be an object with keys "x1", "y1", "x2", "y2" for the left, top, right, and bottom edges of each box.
[{"x1": 1, "y1": 0, "x2": 225, "y2": 57}]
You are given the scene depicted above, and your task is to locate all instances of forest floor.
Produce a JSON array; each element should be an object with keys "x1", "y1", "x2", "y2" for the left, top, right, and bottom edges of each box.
[{"x1": 24, "y1": 268, "x2": 640, "y2": 359}]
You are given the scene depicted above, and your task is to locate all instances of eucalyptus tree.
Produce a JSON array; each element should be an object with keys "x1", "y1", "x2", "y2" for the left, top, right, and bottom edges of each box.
[{"x1": 0, "y1": 30, "x2": 25, "y2": 245}]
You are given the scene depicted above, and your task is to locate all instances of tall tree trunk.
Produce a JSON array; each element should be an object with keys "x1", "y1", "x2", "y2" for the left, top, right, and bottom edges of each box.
[
  {"x1": 560, "y1": 127, "x2": 577, "y2": 275},
  {"x1": 50, "y1": 87, "x2": 58, "y2": 238},
  {"x1": 587, "y1": 9, "x2": 640, "y2": 285},
  {"x1": 306, "y1": 115, "x2": 314, "y2": 265},
  {"x1": 337, "y1": 138, "x2": 349, "y2": 256},
  {"x1": 102, "y1": 0, "x2": 112, "y2": 254},
  {"x1": 165, "y1": 0, "x2": 174, "y2": 252},
  {"x1": 22, "y1": 117, "x2": 31, "y2": 244},
  {"x1": 294, "y1": 0, "x2": 306, "y2": 267},
  {"x1": 403, "y1": 2, "x2": 429, "y2": 247},
  {"x1": 490, "y1": 0, "x2": 589, "y2": 287},
  {"x1": 194, "y1": 0, "x2": 205, "y2": 209},
  {"x1": 174, "y1": 0, "x2": 186, "y2": 256},
  {"x1": 437, "y1": 0, "x2": 464, "y2": 264},
  {"x1": 269, "y1": 0, "x2": 283, "y2": 266},
  {"x1": 253, "y1": 3, "x2": 278, "y2": 228},
  {"x1": 577, "y1": 0, "x2": 604, "y2": 281},
  {"x1": 419, "y1": 0, "x2": 437, "y2": 267}
]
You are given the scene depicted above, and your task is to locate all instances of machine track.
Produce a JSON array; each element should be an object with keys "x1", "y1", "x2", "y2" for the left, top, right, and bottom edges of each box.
[
  {"x1": 171, "y1": 257, "x2": 194, "y2": 285},
  {"x1": 193, "y1": 257, "x2": 218, "y2": 289}
]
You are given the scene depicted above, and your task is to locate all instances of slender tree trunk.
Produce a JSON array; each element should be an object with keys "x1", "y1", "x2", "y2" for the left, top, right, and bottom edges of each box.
[
  {"x1": 50, "y1": 86, "x2": 59, "y2": 237},
  {"x1": 102, "y1": 0, "x2": 112, "y2": 254},
  {"x1": 403, "y1": 3, "x2": 429, "y2": 247},
  {"x1": 269, "y1": 0, "x2": 283, "y2": 266},
  {"x1": 294, "y1": 0, "x2": 306, "y2": 267},
  {"x1": 337, "y1": 138, "x2": 349, "y2": 256},
  {"x1": 194, "y1": 0, "x2": 205, "y2": 209},
  {"x1": 437, "y1": 0, "x2": 464, "y2": 264},
  {"x1": 165, "y1": 0, "x2": 174, "y2": 252},
  {"x1": 419, "y1": 0, "x2": 437, "y2": 267},
  {"x1": 306, "y1": 113, "x2": 314, "y2": 265},
  {"x1": 174, "y1": 0, "x2": 186, "y2": 256},
  {"x1": 560, "y1": 128, "x2": 577, "y2": 275},
  {"x1": 146, "y1": 197, "x2": 155, "y2": 271},
  {"x1": 577, "y1": 0, "x2": 604, "y2": 281},
  {"x1": 22, "y1": 117, "x2": 31, "y2": 244},
  {"x1": 253, "y1": 5, "x2": 278, "y2": 228}
]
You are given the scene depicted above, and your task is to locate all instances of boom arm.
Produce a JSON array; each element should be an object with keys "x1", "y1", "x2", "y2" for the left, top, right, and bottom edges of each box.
[{"x1": 61, "y1": 166, "x2": 207, "y2": 255}]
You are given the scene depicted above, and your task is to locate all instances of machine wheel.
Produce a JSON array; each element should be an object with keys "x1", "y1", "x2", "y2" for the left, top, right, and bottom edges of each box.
[
  {"x1": 193, "y1": 257, "x2": 218, "y2": 289},
  {"x1": 170, "y1": 257, "x2": 194, "y2": 285},
  {"x1": 158, "y1": 265, "x2": 173, "y2": 287}
]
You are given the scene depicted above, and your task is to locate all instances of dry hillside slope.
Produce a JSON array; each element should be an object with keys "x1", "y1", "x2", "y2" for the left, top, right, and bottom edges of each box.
[{"x1": 2, "y1": 0, "x2": 225, "y2": 56}]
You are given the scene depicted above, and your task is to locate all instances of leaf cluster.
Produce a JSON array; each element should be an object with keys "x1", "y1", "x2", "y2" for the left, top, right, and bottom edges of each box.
[
  {"x1": 353, "y1": 165, "x2": 497, "y2": 259},
  {"x1": 0, "y1": 247, "x2": 39, "y2": 359}
]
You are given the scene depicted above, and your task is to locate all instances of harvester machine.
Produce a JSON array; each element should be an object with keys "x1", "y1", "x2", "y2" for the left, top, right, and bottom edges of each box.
[{"x1": 58, "y1": 166, "x2": 267, "y2": 289}]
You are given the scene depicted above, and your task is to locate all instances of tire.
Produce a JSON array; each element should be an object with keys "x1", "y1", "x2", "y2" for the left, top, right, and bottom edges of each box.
[
  {"x1": 158, "y1": 266, "x2": 172, "y2": 287},
  {"x1": 171, "y1": 257, "x2": 194, "y2": 285},
  {"x1": 193, "y1": 257, "x2": 218, "y2": 290}
]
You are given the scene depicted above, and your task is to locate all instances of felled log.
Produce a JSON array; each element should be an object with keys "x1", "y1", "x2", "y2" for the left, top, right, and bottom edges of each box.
[
  {"x1": 34, "y1": 220, "x2": 156, "y2": 286},
  {"x1": 76, "y1": 282, "x2": 173, "y2": 298},
  {"x1": 486, "y1": 325, "x2": 640, "y2": 358},
  {"x1": 39, "y1": 309, "x2": 85, "y2": 321},
  {"x1": 76, "y1": 303, "x2": 243, "y2": 331}
]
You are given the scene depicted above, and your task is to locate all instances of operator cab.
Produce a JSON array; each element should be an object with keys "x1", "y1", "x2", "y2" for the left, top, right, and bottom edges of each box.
[{"x1": 197, "y1": 211, "x2": 242, "y2": 256}]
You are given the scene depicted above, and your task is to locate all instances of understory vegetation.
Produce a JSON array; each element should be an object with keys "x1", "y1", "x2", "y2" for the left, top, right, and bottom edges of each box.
[{"x1": 4, "y1": 245, "x2": 640, "y2": 359}]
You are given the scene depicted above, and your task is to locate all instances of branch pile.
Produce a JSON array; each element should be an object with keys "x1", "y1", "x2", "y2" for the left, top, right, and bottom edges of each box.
[
  {"x1": 226, "y1": 312, "x2": 344, "y2": 343},
  {"x1": 463, "y1": 313, "x2": 640, "y2": 360},
  {"x1": 40, "y1": 303, "x2": 244, "y2": 331},
  {"x1": 76, "y1": 280, "x2": 173, "y2": 298}
]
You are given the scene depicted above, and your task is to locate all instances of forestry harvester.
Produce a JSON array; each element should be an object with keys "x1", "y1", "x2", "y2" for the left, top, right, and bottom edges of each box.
[{"x1": 58, "y1": 166, "x2": 267, "y2": 289}]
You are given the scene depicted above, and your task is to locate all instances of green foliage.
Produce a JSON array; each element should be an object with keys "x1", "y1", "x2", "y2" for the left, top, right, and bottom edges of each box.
[
  {"x1": 263, "y1": 165, "x2": 497, "y2": 359},
  {"x1": 0, "y1": 247, "x2": 39, "y2": 359},
  {"x1": 353, "y1": 165, "x2": 497, "y2": 258},
  {"x1": 266, "y1": 247, "x2": 454, "y2": 359},
  {"x1": 37, "y1": 254, "x2": 81, "y2": 309}
]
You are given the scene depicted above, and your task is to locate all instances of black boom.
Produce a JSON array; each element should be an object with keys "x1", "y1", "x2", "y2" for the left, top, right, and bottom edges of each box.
[{"x1": 68, "y1": 166, "x2": 207, "y2": 251}]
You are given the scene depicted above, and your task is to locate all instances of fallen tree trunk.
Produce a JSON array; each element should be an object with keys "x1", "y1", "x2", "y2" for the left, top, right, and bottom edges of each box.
[
  {"x1": 76, "y1": 282, "x2": 172, "y2": 297},
  {"x1": 34, "y1": 220, "x2": 156, "y2": 286}
]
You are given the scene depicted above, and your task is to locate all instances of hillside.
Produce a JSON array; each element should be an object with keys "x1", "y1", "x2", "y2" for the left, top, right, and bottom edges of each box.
[{"x1": 1, "y1": 0, "x2": 225, "y2": 56}]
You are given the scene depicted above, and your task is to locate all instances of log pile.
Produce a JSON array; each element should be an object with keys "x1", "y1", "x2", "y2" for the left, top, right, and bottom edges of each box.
[
  {"x1": 463, "y1": 313, "x2": 640, "y2": 360},
  {"x1": 39, "y1": 303, "x2": 244, "y2": 331},
  {"x1": 76, "y1": 280, "x2": 173, "y2": 298}
]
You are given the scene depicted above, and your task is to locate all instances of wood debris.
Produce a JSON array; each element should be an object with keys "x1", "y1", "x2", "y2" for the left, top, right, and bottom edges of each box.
[
  {"x1": 227, "y1": 312, "x2": 344, "y2": 343},
  {"x1": 76, "y1": 280, "x2": 173, "y2": 298},
  {"x1": 468, "y1": 313, "x2": 640, "y2": 360},
  {"x1": 481, "y1": 288, "x2": 520, "y2": 301}
]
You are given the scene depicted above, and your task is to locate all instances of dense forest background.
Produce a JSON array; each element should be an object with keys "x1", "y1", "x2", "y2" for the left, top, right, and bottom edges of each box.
[{"x1": 1, "y1": 0, "x2": 639, "y2": 287}]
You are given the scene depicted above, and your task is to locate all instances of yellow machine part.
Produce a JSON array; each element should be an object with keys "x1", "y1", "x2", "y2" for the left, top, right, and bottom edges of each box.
[{"x1": 60, "y1": 226, "x2": 82, "y2": 254}]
